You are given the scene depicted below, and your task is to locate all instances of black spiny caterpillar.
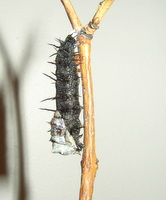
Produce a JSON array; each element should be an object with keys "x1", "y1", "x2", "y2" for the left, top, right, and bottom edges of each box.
[{"x1": 43, "y1": 34, "x2": 83, "y2": 155}]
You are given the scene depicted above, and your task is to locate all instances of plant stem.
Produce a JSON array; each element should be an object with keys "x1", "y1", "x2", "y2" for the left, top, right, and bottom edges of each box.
[
  {"x1": 60, "y1": 1, "x2": 115, "y2": 199},
  {"x1": 77, "y1": 35, "x2": 98, "y2": 200}
]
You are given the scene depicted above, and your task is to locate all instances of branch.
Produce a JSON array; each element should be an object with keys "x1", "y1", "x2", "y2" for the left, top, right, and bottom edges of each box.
[
  {"x1": 77, "y1": 35, "x2": 98, "y2": 200},
  {"x1": 60, "y1": 0, "x2": 115, "y2": 199},
  {"x1": 83, "y1": 0, "x2": 115, "y2": 35},
  {"x1": 60, "y1": 0, "x2": 82, "y2": 30}
]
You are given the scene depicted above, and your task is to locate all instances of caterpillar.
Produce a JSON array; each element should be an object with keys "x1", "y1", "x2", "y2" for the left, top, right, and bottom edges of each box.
[{"x1": 44, "y1": 34, "x2": 83, "y2": 155}]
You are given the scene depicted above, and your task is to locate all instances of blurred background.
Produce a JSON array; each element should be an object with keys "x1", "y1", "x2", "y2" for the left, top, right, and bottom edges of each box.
[{"x1": 0, "y1": 0, "x2": 166, "y2": 199}]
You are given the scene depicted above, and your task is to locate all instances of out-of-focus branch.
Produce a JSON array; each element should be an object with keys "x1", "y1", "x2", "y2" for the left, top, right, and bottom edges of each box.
[{"x1": 0, "y1": 33, "x2": 35, "y2": 200}]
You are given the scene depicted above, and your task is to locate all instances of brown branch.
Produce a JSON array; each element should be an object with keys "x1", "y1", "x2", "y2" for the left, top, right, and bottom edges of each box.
[
  {"x1": 93, "y1": 0, "x2": 115, "y2": 23},
  {"x1": 60, "y1": 0, "x2": 115, "y2": 199},
  {"x1": 60, "y1": 0, "x2": 82, "y2": 30},
  {"x1": 77, "y1": 35, "x2": 98, "y2": 200},
  {"x1": 83, "y1": 0, "x2": 115, "y2": 35}
]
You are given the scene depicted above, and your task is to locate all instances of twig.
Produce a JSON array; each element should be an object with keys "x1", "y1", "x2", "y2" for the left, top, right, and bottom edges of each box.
[
  {"x1": 60, "y1": 0, "x2": 82, "y2": 30},
  {"x1": 60, "y1": 0, "x2": 115, "y2": 199},
  {"x1": 83, "y1": 0, "x2": 115, "y2": 35}
]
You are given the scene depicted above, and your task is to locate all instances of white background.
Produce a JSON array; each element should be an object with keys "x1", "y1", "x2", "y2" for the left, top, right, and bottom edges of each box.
[{"x1": 0, "y1": 0, "x2": 166, "y2": 200}]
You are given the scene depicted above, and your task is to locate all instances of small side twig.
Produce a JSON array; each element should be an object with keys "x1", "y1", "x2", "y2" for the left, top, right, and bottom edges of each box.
[{"x1": 83, "y1": 0, "x2": 115, "y2": 35}]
